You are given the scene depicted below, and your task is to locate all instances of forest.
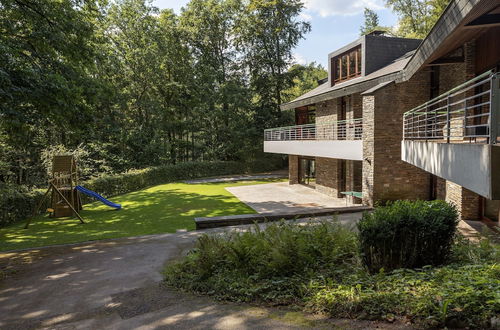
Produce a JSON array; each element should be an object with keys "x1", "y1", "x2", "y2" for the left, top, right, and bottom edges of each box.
[
  {"x1": 1, "y1": 0, "x2": 329, "y2": 187},
  {"x1": 0, "y1": 0, "x2": 447, "y2": 188}
]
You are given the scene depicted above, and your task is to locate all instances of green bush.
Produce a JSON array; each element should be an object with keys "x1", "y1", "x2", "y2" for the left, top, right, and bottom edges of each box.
[
  {"x1": 164, "y1": 221, "x2": 360, "y2": 303},
  {"x1": 358, "y1": 200, "x2": 459, "y2": 273},
  {"x1": 164, "y1": 220, "x2": 499, "y2": 328},
  {"x1": 0, "y1": 185, "x2": 45, "y2": 227},
  {"x1": 0, "y1": 159, "x2": 283, "y2": 227}
]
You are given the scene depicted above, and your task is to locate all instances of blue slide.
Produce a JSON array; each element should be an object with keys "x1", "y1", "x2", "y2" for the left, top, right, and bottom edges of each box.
[{"x1": 76, "y1": 186, "x2": 122, "y2": 210}]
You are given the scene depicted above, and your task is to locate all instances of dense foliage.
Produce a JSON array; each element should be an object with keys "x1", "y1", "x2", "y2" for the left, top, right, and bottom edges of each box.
[
  {"x1": 164, "y1": 220, "x2": 499, "y2": 328},
  {"x1": 358, "y1": 200, "x2": 459, "y2": 272},
  {"x1": 0, "y1": 159, "x2": 281, "y2": 227},
  {"x1": 0, "y1": 0, "x2": 317, "y2": 187},
  {"x1": 385, "y1": 0, "x2": 450, "y2": 38}
]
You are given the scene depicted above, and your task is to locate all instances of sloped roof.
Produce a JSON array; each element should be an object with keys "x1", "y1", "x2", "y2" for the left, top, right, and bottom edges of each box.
[{"x1": 281, "y1": 52, "x2": 412, "y2": 110}]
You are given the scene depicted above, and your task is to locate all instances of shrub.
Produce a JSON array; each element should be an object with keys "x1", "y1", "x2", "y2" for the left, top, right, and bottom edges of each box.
[
  {"x1": 164, "y1": 220, "x2": 360, "y2": 303},
  {"x1": 357, "y1": 200, "x2": 459, "y2": 273},
  {"x1": 307, "y1": 263, "x2": 500, "y2": 328},
  {"x1": 0, "y1": 185, "x2": 45, "y2": 227}
]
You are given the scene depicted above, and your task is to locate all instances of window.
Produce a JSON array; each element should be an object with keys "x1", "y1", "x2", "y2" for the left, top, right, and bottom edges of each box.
[{"x1": 332, "y1": 46, "x2": 362, "y2": 85}]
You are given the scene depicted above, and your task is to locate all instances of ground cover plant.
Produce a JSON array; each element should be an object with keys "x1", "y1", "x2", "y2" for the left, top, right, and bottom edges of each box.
[
  {"x1": 0, "y1": 179, "x2": 282, "y2": 252},
  {"x1": 164, "y1": 206, "x2": 500, "y2": 328}
]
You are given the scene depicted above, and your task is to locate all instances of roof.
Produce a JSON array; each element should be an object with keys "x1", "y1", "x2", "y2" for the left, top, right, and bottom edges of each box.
[
  {"x1": 280, "y1": 52, "x2": 412, "y2": 110},
  {"x1": 281, "y1": 0, "x2": 497, "y2": 111},
  {"x1": 401, "y1": 0, "x2": 495, "y2": 81}
]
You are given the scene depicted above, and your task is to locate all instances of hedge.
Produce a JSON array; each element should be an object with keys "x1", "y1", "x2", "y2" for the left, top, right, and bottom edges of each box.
[{"x1": 0, "y1": 159, "x2": 283, "y2": 227}]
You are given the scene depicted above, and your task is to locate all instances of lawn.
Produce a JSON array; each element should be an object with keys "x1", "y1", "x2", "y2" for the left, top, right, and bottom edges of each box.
[{"x1": 0, "y1": 180, "x2": 278, "y2": 252}]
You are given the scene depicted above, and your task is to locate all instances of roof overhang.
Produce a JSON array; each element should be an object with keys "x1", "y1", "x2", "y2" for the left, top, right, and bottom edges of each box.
[
  {"x1": 402, "y1": 0, "x2": 500, "y2": 82},
  {"x1": 280, "y1": 71, "x2": 402, "y2": 110}
]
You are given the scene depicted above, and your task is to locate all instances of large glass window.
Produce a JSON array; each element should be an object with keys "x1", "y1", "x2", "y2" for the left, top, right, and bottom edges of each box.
[{"x1": 332, "y1": 46, "x2": 362, "y2": 84}]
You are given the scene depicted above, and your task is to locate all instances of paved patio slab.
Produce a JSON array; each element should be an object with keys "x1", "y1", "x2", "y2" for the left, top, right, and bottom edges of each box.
[{"x1": 226, "y1": 182, "x2": 358, "y2": 213}]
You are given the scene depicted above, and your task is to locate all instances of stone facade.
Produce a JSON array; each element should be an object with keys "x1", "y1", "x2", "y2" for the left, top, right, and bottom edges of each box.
[{"x1": 362, "y1": 70, "x2": 432, "y2": 206}]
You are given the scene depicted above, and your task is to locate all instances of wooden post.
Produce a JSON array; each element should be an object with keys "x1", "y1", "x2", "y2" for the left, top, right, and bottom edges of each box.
[
  {"x1": 25, "y1": 186, "x2": 52, "y2": 229},
  {"x1": 51, "y1": 183, "x2": 85, "y2": 224}
]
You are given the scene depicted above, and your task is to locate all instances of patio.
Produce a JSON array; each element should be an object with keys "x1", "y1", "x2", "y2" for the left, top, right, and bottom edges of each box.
[{"x1": 225, "y1": 182, "x2": 360, "y2": 214}]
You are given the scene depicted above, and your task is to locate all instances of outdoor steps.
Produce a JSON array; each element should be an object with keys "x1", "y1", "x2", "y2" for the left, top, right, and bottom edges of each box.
[{"x1": 195, "y1": 206, "x2": 372, "y2": 229}]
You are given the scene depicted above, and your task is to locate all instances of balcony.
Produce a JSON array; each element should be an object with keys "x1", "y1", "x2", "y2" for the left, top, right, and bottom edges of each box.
[
  {"x1": 401, "y1": 71, "x2": 500, "y2": 199},
  {"x1": 264, "y1": 119, "x2": 363, "y2": 160}
]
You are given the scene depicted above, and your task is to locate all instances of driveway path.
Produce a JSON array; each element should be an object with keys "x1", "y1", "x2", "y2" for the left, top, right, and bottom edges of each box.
[{"x1": 0, "y1": 215, "x2": 412, "y2": 330}]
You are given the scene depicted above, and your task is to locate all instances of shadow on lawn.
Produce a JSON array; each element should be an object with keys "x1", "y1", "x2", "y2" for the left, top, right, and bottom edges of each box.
[{"x1": 0, "y1": 182, "x2": 259, "y2": 252}]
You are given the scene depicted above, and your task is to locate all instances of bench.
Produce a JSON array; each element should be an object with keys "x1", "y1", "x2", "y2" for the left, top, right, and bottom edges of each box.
[{"x1": 340, "y1": 191, "x2": 362, "y2": 205}]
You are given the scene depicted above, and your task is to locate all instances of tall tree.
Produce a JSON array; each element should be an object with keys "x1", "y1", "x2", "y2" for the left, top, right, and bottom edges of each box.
[
  {"x1": 282, "y1": 63, "x2": 327, "y2": 103},
  {"x1": 360, "y1": 8, "x2": 380, "y2": 35},
  {"x1": 385, "y1": 0, "x2": 450, "y2": 38},
  {"x1": 235, "y1": 0, "x2": 310, "y2": 130}
]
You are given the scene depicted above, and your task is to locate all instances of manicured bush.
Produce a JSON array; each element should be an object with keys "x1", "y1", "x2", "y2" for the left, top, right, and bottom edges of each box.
[
  {"x1": 358, "y1": 200, "x2": 459, "y2": 273},
  {"x1": 0, "y1": 159, "x2": 283, "y2": 227}
]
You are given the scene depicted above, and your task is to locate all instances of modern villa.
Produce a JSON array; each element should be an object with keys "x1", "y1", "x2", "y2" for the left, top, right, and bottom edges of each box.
[{"x1": 264, "y1": 0, "x2": 500, "y2": 223}]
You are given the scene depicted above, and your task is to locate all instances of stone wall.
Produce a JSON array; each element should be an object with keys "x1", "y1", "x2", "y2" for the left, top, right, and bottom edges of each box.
[
  {"x1": 362, "y1": 70, "x2": 432, "y2": 206},
  {"x1": 289, "y1": 155, "x2": 299, "y2": 184}
]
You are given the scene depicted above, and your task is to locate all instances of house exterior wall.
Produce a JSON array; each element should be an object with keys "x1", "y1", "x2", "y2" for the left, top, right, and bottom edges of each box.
[
  {"x1": 362, "y1": 70, "x2": 432, "y2": 206},
  {"x1": 315, "y1": 157, "x2": 341, "y2": 197},
  {"x1": 445, "y1": 181, "x2": 481, "y2": 220}
]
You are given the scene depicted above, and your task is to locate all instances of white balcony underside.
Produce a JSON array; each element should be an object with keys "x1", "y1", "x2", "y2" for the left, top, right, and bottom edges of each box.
[
  {"x1": 264, "y1": 140, "x2": 363, "y2": 160},
  {"x1": 401, "y1": 140, "x2": 500, "y2": 199}
]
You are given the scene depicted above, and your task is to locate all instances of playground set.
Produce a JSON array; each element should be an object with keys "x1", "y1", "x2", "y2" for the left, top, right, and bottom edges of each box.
[{"x1": 25, "y1": 155, "x2": 121, "y2": 228}]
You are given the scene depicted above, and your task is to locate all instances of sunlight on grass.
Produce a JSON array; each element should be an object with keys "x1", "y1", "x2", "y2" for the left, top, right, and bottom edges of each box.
[{"x1": 0, "y1": 180, "x2": 282, "y2": 251}]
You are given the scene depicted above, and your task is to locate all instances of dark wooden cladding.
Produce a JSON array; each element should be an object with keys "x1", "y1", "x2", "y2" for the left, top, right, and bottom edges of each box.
[
  {"x1": 332, "y1": 46, "x2": 362, "y2": 85},
  {"x1": 475, "y1": 26, "x2": 500, "y2": 74}
]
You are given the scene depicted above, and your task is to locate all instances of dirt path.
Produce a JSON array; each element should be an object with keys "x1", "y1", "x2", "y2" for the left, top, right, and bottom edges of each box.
[{"x1": 0, "y1": 218, "x2": 412, "y2": 329}]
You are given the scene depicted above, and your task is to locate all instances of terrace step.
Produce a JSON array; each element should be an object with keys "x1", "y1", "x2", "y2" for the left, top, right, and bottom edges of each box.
[{"x1": 194, "y1": 206, "x2": 372, "y2": 229}]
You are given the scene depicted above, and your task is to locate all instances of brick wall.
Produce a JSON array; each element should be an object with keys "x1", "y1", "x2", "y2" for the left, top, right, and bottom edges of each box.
[
  {"x1": 362, "y1": 70, "x2": 431, "y2": 206},
  {"x1": 289, "y1": 155, "x2": 299, "y2": 184},
  {"x1": 316, "y1": 157, "x2": 342, "y2": 197},
  {"x1": 445, "y1": 180, "x2": 481, "y2": 220}
]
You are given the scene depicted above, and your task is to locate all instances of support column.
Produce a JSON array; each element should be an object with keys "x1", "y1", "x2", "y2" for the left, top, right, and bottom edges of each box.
[
  {"x1": 362, "y1": 70, "x2": 432, "y2": 206},
  {"x1": 445, "y1": 181, "x2": 481, "y2": 220},
  {"x1": 288, "y1": 155, "x2": 299, "y2": 184}
]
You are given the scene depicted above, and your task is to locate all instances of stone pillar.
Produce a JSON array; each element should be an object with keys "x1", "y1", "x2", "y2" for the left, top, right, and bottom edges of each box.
[
  {"x1": 445, "y1": 181, "x2": 481, "y2": 220},
  {"x1": 289, "y1": 155, "x2": 299, "y2": 184},
  {"x1": 362, "y1": 70, "x2": 432, "y2": 206}
]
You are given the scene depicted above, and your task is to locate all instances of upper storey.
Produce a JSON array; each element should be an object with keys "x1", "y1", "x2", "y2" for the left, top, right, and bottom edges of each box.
[
  {"x1": 281, "y1": 32, "x2": 422, "y2": 110},
  {"x1": 328, "y1": 32, "x2": 421, "y2": 86}
]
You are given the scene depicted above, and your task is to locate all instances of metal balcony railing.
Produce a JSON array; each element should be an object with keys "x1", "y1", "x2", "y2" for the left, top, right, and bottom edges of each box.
[
  {"x1": 403, "y1": 70, "x2": 500, "y2": 144},
  {"x1": 264, "y1": 118, "x2": 363, "y2": 141}
]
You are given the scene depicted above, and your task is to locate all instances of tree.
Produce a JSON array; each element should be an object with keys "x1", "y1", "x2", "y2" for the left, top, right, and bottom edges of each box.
[
  {"x1": 235, "y1": 0, "x2": 310, "y2": 126},
  {"x1": 360, "y1": 8, "x2": 379, "y2": 35},
  {"x1": 385, "y1": 0, "x2": 450, "y2": 38},
  {"x1": 282, "y1": 63, "x2": 327, "y2": 103}
]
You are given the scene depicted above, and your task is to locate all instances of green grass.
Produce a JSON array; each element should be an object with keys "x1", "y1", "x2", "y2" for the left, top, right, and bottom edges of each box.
[{"x1": 0, "y1": 180, "x2": 278, "y2": 252}]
